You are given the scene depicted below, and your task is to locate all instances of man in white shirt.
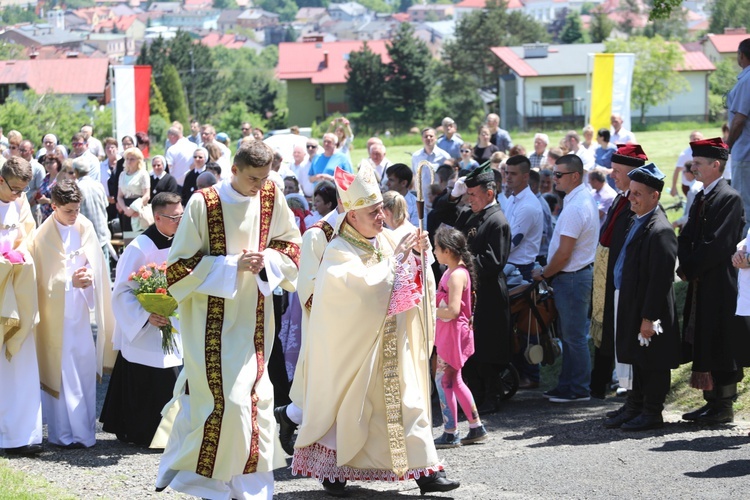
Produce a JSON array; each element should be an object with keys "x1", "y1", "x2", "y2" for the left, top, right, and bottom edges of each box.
[
  {"x1": 288, "y1": 144, "x2": 314, "y2": 198},
  {"x1": 565, "y1": 130, "x2": 595, "y2": 178},
  {"x1": 610, "y1": 113, "x2": 636, "y2": 145},
  {"x1": 165, "y1": 126, "x2": 198, "y2": 188},
  {"x1": 670, "y1": 130, "x2": 702, "y2": 197},
  {"x1": 200, "y1": 124, "x2": 231, "y2": 173},
  {"x1": 533, "y1": 154, "x2": 599, "y2": 403},
  {"x1": 36, "y1": 134, "x2": 57, "y2": 160},
  {"x1": 385, "y1": 163, "x2": 419, "y2": 227},
  {"x1": 589, "y1": 168, "x2": 618, "y2": 222},
  {"x1": 360, "y1": 143, "x2": 392, "y2": 191},
  {"x1": 504, "y1": 155, "x2": 543, "y2": 280},
  {"x1": 411, "y1": 127, "x2": 450, "y2": 210},
  {"x1": 81, "y1": 125, "x2": 104, "y2": 161}
]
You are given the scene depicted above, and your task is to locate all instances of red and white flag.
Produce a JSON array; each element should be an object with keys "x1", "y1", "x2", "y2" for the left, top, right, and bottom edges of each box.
[{"x1": 113, "y1": 65, "x2": 151, "y2": 148}]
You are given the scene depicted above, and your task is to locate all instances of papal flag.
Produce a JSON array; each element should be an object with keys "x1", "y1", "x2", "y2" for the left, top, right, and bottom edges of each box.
[
  {"x1": 113, "y1": 65, "x2": 151, "y2": 147},
  {"x1": 589, "y1": 53, "x2": 635, "y2": 134}
]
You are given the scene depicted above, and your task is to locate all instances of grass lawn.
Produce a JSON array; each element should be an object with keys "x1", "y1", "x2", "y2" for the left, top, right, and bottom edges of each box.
[{"x1": 0, "y1": 459, "x2": 75, "y2": 500}]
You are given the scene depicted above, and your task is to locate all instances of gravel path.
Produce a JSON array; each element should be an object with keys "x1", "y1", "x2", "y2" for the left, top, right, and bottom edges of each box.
[{"x1": 3, "y1": 376, "x2": 749, "y2": 499}]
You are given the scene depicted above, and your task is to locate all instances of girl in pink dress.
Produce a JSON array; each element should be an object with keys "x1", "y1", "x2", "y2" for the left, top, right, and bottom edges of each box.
[{"x1": 433, "y1": 228, "x2": 487, "y2": 448}]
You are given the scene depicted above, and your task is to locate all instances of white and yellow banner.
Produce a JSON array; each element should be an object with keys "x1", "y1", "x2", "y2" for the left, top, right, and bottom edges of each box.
[{"x1": 589, "y1": 53, "x2": 635, "y2": 134}]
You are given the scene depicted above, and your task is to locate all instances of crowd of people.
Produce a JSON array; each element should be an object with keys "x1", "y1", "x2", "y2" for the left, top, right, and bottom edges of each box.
[{"x1": 1, "y1": 37, "x2": 749, "y2": 499}]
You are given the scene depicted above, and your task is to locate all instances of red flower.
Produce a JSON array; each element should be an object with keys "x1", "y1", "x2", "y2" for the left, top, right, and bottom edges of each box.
[
  {"x1": 129, "y1": 272, "x2": 136, "y2": 281},
  {"x1": 155, "y1": 287, "x2": 167, "y2": 295},
  {"x1": 141, "y1": 270, "x2": 152, "y2": 280}
]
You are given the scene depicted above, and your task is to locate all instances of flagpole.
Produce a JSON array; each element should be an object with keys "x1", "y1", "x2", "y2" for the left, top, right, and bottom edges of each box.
[{"x1": 110, "y1": 64, "x2": 117, "y2": 141}]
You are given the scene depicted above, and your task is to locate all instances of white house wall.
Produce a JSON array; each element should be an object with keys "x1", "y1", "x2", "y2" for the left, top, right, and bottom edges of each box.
[
  {"x1": 642, "y1": 71, "x2": 707, "y2": 120},
  {"x1": 522, "y1": 75, "x2": 589, "y2": 118}
]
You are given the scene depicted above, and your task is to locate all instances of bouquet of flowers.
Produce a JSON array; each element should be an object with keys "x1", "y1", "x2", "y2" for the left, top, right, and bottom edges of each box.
[{"x1": 130, "y1": 262, "x2": 179, "y2": 354}]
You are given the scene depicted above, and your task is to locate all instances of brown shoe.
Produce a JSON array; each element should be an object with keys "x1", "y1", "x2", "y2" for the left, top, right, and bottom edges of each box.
[{"x1": 518, "y1": 378, "x2": 539, "y2": 390}]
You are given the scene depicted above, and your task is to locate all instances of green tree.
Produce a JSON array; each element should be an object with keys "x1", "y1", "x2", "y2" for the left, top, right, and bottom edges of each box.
[
  {"x1": 426, "y1": 66, "x2": 485, "y2": 132},
  {"x1": 385, "y1": 23, "x2": 433, "y2": 125},
  {"x1": 256, "y1": 0, "x2": 299, "y2": 22},
  {"x1": 560, "y1": 10, "x2": 586, "y2": 44},
  {"x1": 0, "y1": 41, "x2": 26, "y2": 61},
  {"x1": 638, "y1": 3, "x2": 688, "y2": 40},
  {"x1": 357, "y1": 0, "x2": 392, "y2": 13},
  {"x1": 213, "y1": 0, "x2": 238, "y2": 8},
  {"x1": 138, "y1": 31, "x2": 224, "y2": 121},
  {"x1": 709, "y1": 0, "x2": 750, "y2": 34},
  {"x1": 605, "y1": 36, "x2": 689, "y2": 124},
  {"x1": 345, "y1": 42, "x2": 388, "y2": 113},
  {"x1": 296, "y1": 0, "x2": 329, "y2": 7},
  {"x1": 398, "y1": 0, "x2": 413, "y2": 13},
  {"x1": 709, "y1": 58, "x2": 741, "y2": 96},
  {"x1": 0, "y1": 6, "x2": 39, "y2": 24},
  {"x1": 443, "y1": 0, "x2": 550, "y2": 89},
  {"x1": 149, "y1": 75, "x2": 170, "y2": 124},
  {"x1": 160, "y1": 64, "x2": 190, "y2": 126},
  {"x1": 588, "y1": 7, "x2": 614, "y2": 43},
  {"x1": 650, "y1": 0, "x2": 687, "y2": 20}
]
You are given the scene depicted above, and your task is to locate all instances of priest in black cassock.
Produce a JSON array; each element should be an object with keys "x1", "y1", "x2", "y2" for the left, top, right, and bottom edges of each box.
[
  {"x1": 448, "y1": 162, "x2": 511, "y2": 414},
  {"x1": 604, "y1": 163, "x2": 681, "y2": 431},
  {"x1": 100, "y1": 192, "x2": 184, "y2": 446},
  {"x1": 677, "y1": 137, "x2": 750, "y2": 425}
]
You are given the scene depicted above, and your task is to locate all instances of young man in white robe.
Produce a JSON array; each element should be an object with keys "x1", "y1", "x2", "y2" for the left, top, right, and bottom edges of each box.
[
  {"x1": 0, "y1": 157, "x2": 43, "y2": 456},
  {"x1": 156, "y1": 141, "x2": 301, "y2": 499},
  {"x1": 100, "y1": 191, "x2": 184, "y2": 446},
  {"x1": 29, "y1": 179, "x2": 114, "y2": 448},
  {"x1": 291, "y1": 165, "x2": 460, "y2": 496}
]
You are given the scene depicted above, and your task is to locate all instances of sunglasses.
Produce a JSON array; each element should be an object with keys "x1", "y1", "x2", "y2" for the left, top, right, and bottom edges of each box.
[
  {"x1": 553, "y1": 171, "x2": 575, "y2": 179},
  {"x1": 72, "y1": 142, "x2": 84, "y2": 147},
  {"x1": 306, "y1": 145, "x2": 316, "y2": 149},
  {"x1": 460, "y1": 149, "x2": 471, "y2": 153}
]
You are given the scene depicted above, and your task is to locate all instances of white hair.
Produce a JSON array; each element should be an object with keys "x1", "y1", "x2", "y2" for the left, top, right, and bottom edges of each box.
[{"x1": 534, "y1": 133, "x2": 549, "y2": 145}]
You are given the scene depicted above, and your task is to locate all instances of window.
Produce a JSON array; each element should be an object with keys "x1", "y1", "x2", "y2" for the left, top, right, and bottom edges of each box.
[{"x1": 541, "y1": 86, "x2": 575, "y2": 115}]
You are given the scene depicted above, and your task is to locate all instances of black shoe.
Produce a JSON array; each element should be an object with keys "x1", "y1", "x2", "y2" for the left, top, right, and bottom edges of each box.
[
  {"x1": 416, "y1": 471, "x2": 460, "y2": 495},
  {"x1": 694, "y1": 406, "x2": 734, "y2": 425},
  {"x1": 274, "y1": 405, "x2": 298, "y2": 456},
  {"x1": 682, "y1": 403, "x2": 712, "y2": 421},
  {"x1": 460, "y1": 425, "x2": 488, "y2": 445},
  {"x1": 322, "y1": 479, "x2": 348, "y2": 497},
  {"x1": 590, "y1": 390, "x2": 606, "y2": 400},
  {"x1": 620, "y1": 413, "x2": 664, "y2": 431},
  {"x1": 4, "y1": 444, "x2": 43, "y2": 456},
  {"x1": 605, "y1": 403, "x2": 629, "y2": 419},
  {"x1": 603, "y1": 409, "x2": 640, "y2": 429},
  {"x1": 477, "y1": 396, "x2": 501, "y2": 415}
]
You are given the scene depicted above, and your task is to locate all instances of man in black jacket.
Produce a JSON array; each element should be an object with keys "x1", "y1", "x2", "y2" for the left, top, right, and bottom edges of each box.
[
  {"x1": 677, "y1": 137, "x2": 750, "y2": 425},
  {"x1": 449, "y1": 162, "x2": 511, "y2": 414},
  {"x1": 604, "y1": 163, "x2": 680, "y2": 431}
]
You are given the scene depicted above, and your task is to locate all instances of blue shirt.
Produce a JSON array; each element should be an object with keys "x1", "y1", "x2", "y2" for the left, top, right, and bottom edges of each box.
[
  {"x1": 595, "y1": 143, "x2": 617, "y2": 168},
  {"x1": 728, "y1": 65, "x2": 750, "y2": 162},
  {"x1": 437, "y1": 134, "x2": 463, "y2": 159},
  {"x1": 308, "y1": 152, "x2": 352, "y2": 177},
  {"x1": 613, "y1": 209, "x2": 654, "y2": 290}
]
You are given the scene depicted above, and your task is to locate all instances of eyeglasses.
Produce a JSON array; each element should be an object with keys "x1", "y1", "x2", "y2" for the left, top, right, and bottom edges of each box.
[
  {"x1": 553, "y1": 171, "x2": 575, "y2": 179},
  {"x1": 72, "y1": 142, "x2": 84, "y2": 147},
  {"x1": 8, "y1": 145, "x2": 18, "y2": 150},
  {"x1": 1, "y1": 175, "x2": 29, "y2": 195},
  {"x1": 460, "y1": 149, "x2": 471, "y2": 153},
  {"x1": 241, "y1": 128, "x2": 250, "y2": 131},
  {"x1": 158, "y1": 213, "x2": 183, "y2": 221}
]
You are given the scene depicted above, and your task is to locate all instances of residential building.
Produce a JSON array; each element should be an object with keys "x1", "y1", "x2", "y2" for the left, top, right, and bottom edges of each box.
[
  {"x1": 237, "y1": 9, "x2": 280, "y2": 30},
  {"x1": 201, "y1": 32, "x2": 263, "y2": 53},
  {"x1": 490, "y1": 42, "x2": 715, "y2": 130},
  {"x1": 0, "y1": 58, "x2": 110, "y2": 108},
  {"x1": 454, "y1": 0, "x2": 522, "y2": 22},
  {"x1": 702, "y1": 27, "x2": 748, "y2": 64},
  {"x1": 85, "y1": 33, "x2": 134, "y2": 60},
  {"x1": 153, "y1": 9, "x2": 220, "y2": 30},
  {"x1": 277, "y1": 39, "x2": 389, "y2": 126},
  {"x1": 295, "y1": 7, "x2": 327, "y2": 24},
  {"x1": 407, "y1": 4, "x2": 454, "y2": 22},
  {"x1": 218, "y1": 9, "x2": 243, "y2": 31},
  {"x1": 0, "y1": 24, "x2": 86, "y2": 51},
  {"x1": 328, "y1": 2, "x2": 370, "y2": 23}
]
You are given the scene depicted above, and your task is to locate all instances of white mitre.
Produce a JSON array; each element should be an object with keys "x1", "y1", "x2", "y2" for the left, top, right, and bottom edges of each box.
[{"x1": 334, "y1": 165, "x2": 382, "y2": 212}]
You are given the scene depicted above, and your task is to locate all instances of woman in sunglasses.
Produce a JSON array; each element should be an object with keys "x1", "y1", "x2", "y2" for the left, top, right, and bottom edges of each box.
[{"x1": 458, "y1": 143, "x2": 479, "y2": 173}]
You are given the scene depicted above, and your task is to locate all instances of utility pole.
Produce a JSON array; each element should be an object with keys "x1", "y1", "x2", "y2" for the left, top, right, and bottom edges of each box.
[{"x1": 189, "y1": 49, "x2": 196, "y2": 119}]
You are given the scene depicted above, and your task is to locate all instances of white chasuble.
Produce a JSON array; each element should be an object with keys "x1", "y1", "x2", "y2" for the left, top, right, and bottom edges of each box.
[
  {"x1": 293, "y1": 220, "x2": 440, "y2": 482},
  {"x1": 158, "y1": 179, "x2": 300, "y2": 492}
]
